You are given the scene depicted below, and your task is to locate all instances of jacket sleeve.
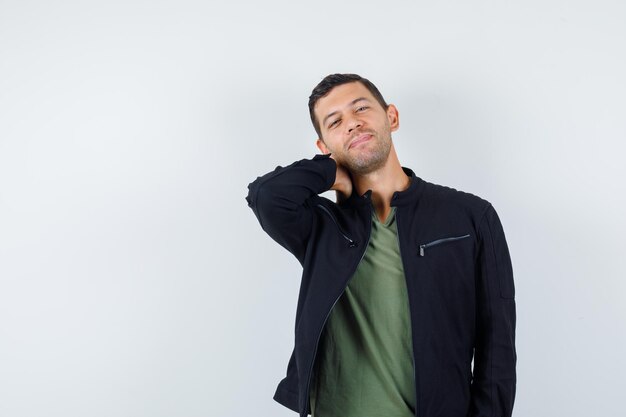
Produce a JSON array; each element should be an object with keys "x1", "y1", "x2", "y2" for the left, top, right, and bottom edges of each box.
[
  {"x1": 470, "y1": 203, "x2": 517, "y2": 417},
  {"x1": 245, "y1": 153, "x2": 337, "y2": 264}
]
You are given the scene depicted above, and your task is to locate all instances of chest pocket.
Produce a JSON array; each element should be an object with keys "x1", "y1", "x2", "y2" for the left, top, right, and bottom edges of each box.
[
  {"x1": 418, "y1": 234, "x2": 471, "y2": 256},
  {"x1": 418, "y1": 234, "x2": 474, "y2": 293}
]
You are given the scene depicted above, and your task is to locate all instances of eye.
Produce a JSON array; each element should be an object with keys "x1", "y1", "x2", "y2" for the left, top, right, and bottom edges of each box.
[
  {"x1": 328, "y1": 119, "x2": 340, "y2": 128},
  {"x1": 356, "y1": 106, "x2": 369, "y2": 112}
]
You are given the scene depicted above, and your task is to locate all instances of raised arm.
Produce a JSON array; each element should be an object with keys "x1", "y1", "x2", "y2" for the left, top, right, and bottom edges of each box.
[
  {"x1": 245, "y1": 153, "x2": 337, "y2": 263},
  {"x1": 470, "y1": 204, "x2": 517, "y2": 417}
]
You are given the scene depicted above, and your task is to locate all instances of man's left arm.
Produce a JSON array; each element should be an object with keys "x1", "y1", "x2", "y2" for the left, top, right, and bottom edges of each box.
[{"x1": 470, "y1": 203, "x2": 517, "y2": 417}]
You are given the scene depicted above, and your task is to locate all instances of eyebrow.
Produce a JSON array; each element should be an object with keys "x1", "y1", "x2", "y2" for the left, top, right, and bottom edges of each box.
[{"x1": 322, "y1": 97, "x2": 370, "y2": 127}]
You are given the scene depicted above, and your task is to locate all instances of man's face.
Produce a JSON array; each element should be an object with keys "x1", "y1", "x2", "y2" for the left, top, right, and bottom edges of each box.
[{"x1": 314, "y1": 81, "x2": 399, "y2": 175}]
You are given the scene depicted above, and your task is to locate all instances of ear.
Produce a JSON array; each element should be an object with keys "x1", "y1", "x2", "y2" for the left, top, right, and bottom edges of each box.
[
  {"x1": 387, "y1": 104, "x2": 400, "y2": 132},
  {"x1": 316, "y1": 138, "x2": 330, "y2": 154}
]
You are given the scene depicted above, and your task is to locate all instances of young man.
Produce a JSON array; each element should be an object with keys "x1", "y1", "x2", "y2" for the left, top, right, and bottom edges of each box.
[{"x1": 245, "y1": 74, "x2": 516, "y2": 417}]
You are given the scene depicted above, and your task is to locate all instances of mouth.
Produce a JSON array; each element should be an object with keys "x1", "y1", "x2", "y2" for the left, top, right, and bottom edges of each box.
[{"x1": 348, "y1": 133, "x2": 372, "y2": 149}]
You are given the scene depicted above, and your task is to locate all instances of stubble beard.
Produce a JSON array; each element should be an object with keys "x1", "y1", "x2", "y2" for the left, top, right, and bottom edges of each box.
[{"x1": 342, "y1": 128, "x2": 392, "y2": 175}]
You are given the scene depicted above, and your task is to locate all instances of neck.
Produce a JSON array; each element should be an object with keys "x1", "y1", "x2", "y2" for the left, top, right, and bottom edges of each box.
[{"x1": 352, "y1": 144, "x2": 410, "y2": 222}]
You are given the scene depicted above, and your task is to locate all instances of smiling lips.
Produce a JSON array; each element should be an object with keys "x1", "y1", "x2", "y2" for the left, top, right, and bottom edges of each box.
[{"x1": 348, "y1": 133, "x2": 372, "y2": 149}]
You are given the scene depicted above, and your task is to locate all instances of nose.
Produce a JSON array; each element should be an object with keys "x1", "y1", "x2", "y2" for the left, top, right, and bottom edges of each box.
[{"x1": 346, "y1": 115, "x2": 362, "y2": 133}]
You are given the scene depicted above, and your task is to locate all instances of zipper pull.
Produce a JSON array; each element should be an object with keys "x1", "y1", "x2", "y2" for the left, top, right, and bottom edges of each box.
[{"x1": 419, "y1": 245, "x2": 425, "y2": 257}]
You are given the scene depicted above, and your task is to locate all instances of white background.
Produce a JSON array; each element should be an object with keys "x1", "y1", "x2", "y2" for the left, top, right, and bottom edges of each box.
[{"x1": 1, "y1": 1, "x2": 625, "y2": 416}]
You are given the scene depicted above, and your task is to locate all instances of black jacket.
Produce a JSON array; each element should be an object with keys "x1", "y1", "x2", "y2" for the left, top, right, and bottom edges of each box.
[{"x1": 245, "y1": 153, "x2": 516, "y2": 417}]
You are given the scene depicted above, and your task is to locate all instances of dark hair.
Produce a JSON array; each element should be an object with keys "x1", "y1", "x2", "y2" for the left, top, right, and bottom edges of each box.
[{"x1": 308, "y1": 73, "x2": 388, "y2": 138}]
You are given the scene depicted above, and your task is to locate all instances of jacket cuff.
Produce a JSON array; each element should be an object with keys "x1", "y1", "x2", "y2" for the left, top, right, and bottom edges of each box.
[{"x1": 311, "y1": 153, "x2": 337, "y2": 191}]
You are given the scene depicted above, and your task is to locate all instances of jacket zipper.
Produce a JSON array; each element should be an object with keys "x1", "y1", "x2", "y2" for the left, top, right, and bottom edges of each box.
[
  {"x1": 303, "y1": 203, "x2": 372, "y2": 417},
  {"x1": 394, "y1": 210, "x2": 419, "y2": 417},
  {"x1": 316, "y1": 204, "x2": 358, "y2": 247},
  {"x1": 418, "y1": 234, "x2": 470, "y2": 257}
]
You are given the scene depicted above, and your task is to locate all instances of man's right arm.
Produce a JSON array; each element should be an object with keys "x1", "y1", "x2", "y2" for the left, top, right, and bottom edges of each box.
[{"x1": 245, "y1": 153, "x2": 337, "y2": 264}]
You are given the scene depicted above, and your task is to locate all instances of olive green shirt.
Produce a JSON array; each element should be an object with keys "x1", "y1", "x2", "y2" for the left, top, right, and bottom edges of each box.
[{"x1": 310, "y1": 206, "x2": 416, "y2": 417}]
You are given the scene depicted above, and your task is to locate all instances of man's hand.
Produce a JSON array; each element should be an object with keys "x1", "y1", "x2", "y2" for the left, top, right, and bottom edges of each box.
[{"x1": 328, "y1": 154, "x2": 352, "y2": 203}]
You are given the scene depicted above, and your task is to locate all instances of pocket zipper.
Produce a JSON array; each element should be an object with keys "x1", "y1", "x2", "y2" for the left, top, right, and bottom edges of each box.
[
  {"x1": 316, "y1": 204, "x2": 358, "y2": 247},
  {"x1": 419, "y1": 233, "x2": 470, "y2": 256}
]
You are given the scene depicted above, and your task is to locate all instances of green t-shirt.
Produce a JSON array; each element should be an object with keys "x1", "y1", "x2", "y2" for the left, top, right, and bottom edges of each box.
[{"x1": 310, "y1": 206, "x2": 416, "y2": 417}]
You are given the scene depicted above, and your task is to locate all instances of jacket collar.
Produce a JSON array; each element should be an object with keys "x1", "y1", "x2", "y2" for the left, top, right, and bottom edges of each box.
[{"x1": 339, "y1": 166, "x2": 425, "y2": 208}]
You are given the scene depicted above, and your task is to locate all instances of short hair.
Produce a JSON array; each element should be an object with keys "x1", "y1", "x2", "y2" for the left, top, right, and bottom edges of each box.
[{"x1": 308, "y1": 73, "x2": 389, "y2": 138}]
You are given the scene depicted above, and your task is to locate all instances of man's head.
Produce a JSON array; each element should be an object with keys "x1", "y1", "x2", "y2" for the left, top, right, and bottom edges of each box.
[
  {"x1": 308, "y1": 74, "x2": 388, "y2": 138},
  {"x1": 308, "y1": 73, "x2": 399, "y2": 175}
]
